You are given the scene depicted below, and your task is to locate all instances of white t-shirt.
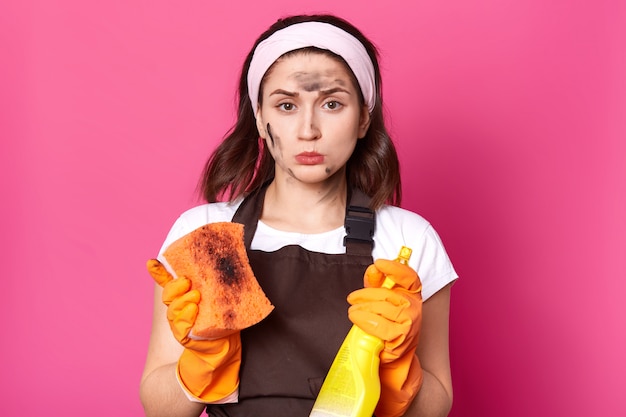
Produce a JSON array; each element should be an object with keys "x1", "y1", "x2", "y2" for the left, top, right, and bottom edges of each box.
[{"x1": 158, "y1": 199, "x2": 458, "y2": 301}]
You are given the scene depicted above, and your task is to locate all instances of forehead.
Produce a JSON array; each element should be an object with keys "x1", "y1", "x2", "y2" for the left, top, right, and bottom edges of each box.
[{"x1": 262, "y1": 51, "x2": 357, "y2": 89}]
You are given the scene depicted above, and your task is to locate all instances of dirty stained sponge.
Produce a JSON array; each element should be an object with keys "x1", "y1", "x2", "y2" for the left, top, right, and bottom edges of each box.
[{"x1": 162, "y1": 222, "x2": 274, "y2": 338}]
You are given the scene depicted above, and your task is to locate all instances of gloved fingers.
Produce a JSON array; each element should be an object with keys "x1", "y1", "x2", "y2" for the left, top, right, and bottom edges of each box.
[
  {"x1": 167, "y1": 296, "x2": 199, "y2": 343},
  {"x1": 352, "y1": 310, "x2": 417, "y2": 364},
  {"x1": 348, "y1": 308, "x2": 410, "y2": 344},
  {"x1": 348, "y1": 287, "x2": 422, "y2": 323},
  {"x1": 147, "y1": 259, "x2": 173, "y2": 287},
  {"x1": 363, "y1": 263, "x2": 386, "y2": 288},
  {"x1": 348, "y1": 298, "x2": 411, "y2": 323},
  {"x1": 166, "y1": 289, "x2": 201, "y2": 322},
  {"x1": 189, "y1": 328, "x2": 240, "y2": 342},
  {"x1": 162, "y1": 277, "x2": 193, "y2": 305},
  {"x1": 373, "y1": 259, "x2": 422, "y2": 292},
  {"x1": 348, "y1": 287, "x2": 411, "y2": 309},
  {"x1": 348, "y1": 284, "x2": 422, "y2": 365}
]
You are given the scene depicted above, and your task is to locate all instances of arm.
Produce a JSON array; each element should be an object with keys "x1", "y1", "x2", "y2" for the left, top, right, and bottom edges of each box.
[
  {"x1": 139, "y1": 284, "x2": 206, "y2": 417},
  {"x1": 403, "y1": 283, "x2": 454, "y2": 417}
]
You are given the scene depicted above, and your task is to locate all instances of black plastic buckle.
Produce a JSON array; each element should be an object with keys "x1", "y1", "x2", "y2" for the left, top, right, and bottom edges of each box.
[{"x1": 344, "y1": 205, "x2": 375, "y2": 247}]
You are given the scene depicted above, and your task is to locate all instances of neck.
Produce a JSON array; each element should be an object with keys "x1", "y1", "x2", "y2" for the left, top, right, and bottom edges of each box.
[{"x1": 261, "y1": 177, "x2": 348, "y2": 233}]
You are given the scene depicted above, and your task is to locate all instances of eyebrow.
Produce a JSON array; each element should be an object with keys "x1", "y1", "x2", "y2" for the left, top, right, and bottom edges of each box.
[
  {"x1": 318, "y1": 87, "x2": 351, "y2": 96},
  {"x1": 269, "y1": 89, "x2": 299, "y2": 97}
]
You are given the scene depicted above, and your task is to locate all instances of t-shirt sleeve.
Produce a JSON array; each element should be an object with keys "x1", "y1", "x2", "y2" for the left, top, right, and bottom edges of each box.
[{"x1": 412, "y1": 224, "x2": 458, "y2": 301}]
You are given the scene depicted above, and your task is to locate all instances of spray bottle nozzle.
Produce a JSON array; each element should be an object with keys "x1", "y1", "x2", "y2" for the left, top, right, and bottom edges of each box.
[
  {"x1": 382, "y1": 246, "x2": 413, "y2": 289},
  {"x1": 396, "y1": 246, "x2": 412, "y2": 265}
]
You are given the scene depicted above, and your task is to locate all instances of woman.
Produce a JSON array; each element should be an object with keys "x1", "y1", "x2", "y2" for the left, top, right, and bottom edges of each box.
[{"x1": 140, "y1": 14, "x2": 458, "y2": 417}]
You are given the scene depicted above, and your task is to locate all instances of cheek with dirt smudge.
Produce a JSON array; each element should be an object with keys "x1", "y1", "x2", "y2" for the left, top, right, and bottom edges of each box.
[
  {"x1": 267, "y1": 123, "x2": 296, "y2": 180},
  {"x1": 266, "y1": 123, "x2": 277, "y2": 148},
  {"x1": 266, "y1": 123, "x2": 284, "y2": 160}
]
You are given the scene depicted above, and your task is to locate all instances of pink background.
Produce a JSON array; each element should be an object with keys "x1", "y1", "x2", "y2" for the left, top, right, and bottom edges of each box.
[{"x1": 1, "y1": 0, "x2": 624, "y2": 416}]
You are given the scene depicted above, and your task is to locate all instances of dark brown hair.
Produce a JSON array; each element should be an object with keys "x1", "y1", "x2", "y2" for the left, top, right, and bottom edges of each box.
[{"x1": 199, "y1": 14, "x2": 402, "y2": 209}]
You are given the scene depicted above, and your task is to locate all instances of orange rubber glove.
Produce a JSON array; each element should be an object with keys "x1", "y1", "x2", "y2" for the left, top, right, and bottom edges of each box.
[
  {"x1": 147, "y1": 259, "x2": 241, "y2": 403},
  {"x1": 347, "y1": 259, "x2": 424, "y2": 417}
]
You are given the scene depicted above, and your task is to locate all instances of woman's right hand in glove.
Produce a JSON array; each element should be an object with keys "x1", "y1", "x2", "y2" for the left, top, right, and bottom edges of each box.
[{"x1": 146, "y1": 259, "x2": 241, "y2": 403}]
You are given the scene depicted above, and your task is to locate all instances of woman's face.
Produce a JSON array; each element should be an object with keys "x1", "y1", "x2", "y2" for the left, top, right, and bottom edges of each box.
[{"x1": 256, "y1": 51, "x2": 370, "y2": 186}]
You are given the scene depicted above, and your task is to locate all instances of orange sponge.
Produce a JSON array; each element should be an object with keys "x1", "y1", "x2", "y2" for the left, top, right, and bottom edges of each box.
[{"x1": 162, "y1": 222, "x2": 274, "y2": 338}]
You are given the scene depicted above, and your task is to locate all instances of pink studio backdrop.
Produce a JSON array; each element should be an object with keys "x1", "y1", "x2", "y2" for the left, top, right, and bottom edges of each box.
[{"x1": 1, "y1": 1, "x2": 624, "y2": 416}]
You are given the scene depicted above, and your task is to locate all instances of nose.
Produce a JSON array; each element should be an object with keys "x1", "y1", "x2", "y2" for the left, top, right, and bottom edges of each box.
[{"x1": 297, "y1": 107, "x2": 321, "y2": 141}]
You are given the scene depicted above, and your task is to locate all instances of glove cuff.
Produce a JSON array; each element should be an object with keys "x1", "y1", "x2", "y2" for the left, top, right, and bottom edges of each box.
[
  {"x1": 375, "y1": 352, "x2": 423, "y2": 417},
  {"x1": 177, "y1": 333, "x2": 242, "y2": 403}
]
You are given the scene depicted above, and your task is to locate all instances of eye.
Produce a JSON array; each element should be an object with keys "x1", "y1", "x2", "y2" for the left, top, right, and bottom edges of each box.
[
  {"x1": 278, "y1": 102, "x2": 296, "y2": 111},
  {"x1": 323, "y1": 100, "x2": 343, "y2": 110}
]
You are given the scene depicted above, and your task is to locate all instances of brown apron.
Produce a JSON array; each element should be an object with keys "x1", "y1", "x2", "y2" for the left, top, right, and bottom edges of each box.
[{"x1": 206, "y1": 185, "x2": 375, "y2": 417}]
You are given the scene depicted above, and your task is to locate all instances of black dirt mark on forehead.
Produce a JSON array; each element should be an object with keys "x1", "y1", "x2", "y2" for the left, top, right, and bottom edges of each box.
[{"x1": 293, "y1": 72, "x2": 340, "y2": 92}]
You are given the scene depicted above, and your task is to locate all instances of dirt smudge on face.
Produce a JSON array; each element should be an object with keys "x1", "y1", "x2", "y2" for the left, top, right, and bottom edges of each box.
[{"x1": 266, "y1": 123, "x2": 275, "y2": 147}]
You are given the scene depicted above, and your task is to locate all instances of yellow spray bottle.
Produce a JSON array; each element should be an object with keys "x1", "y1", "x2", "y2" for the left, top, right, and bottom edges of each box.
[{"x1": 309, "y1": 246, "x2": 413, "y2": 417}]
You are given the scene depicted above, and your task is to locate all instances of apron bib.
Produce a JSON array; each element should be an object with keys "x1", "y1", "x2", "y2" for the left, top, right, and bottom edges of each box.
[{"x1": 207, "y1": 186, "x2": 375, "y2": 417}]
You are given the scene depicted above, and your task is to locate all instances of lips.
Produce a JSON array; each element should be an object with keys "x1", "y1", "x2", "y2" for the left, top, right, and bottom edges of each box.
[{"x1": 295, "y1": 152, "x2": 324, "y2": 165}]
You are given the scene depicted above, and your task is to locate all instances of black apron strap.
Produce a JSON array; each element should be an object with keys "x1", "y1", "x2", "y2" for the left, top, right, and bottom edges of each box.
[
  {"x1": 232, "y1": 186, "x2": 267, "y2": 249},
  {"x1": 344, "y1": 188, "x2": 375, "y2": 256}
]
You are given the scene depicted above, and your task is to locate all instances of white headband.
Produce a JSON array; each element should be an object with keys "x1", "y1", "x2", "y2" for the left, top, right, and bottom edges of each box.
[{"x1": 247, "y1": 21, "x2": 376, "y2": 115}]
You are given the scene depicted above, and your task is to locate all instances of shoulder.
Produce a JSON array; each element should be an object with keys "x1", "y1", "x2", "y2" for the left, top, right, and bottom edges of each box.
[
  {"x1": 377, "y1": 205, "x2": 432, "y2": 229},
  {"x1": 178, "y1": 200, "x2": 242, "y2": 226},
  {"x1": 373, "y1": 205, "x2": 432, "y2": 258},
  {"x1": 157, "y1": 199, "x2": 243, "y2": 255},
  {"x1": 373, "y1": 205, "x2": 458, "y2": 300}
]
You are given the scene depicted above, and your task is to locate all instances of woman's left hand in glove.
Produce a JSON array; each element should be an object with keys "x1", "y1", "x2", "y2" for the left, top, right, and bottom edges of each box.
[{"x1": 347, "y1": 258, "x2": 422, "y2": 363}]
